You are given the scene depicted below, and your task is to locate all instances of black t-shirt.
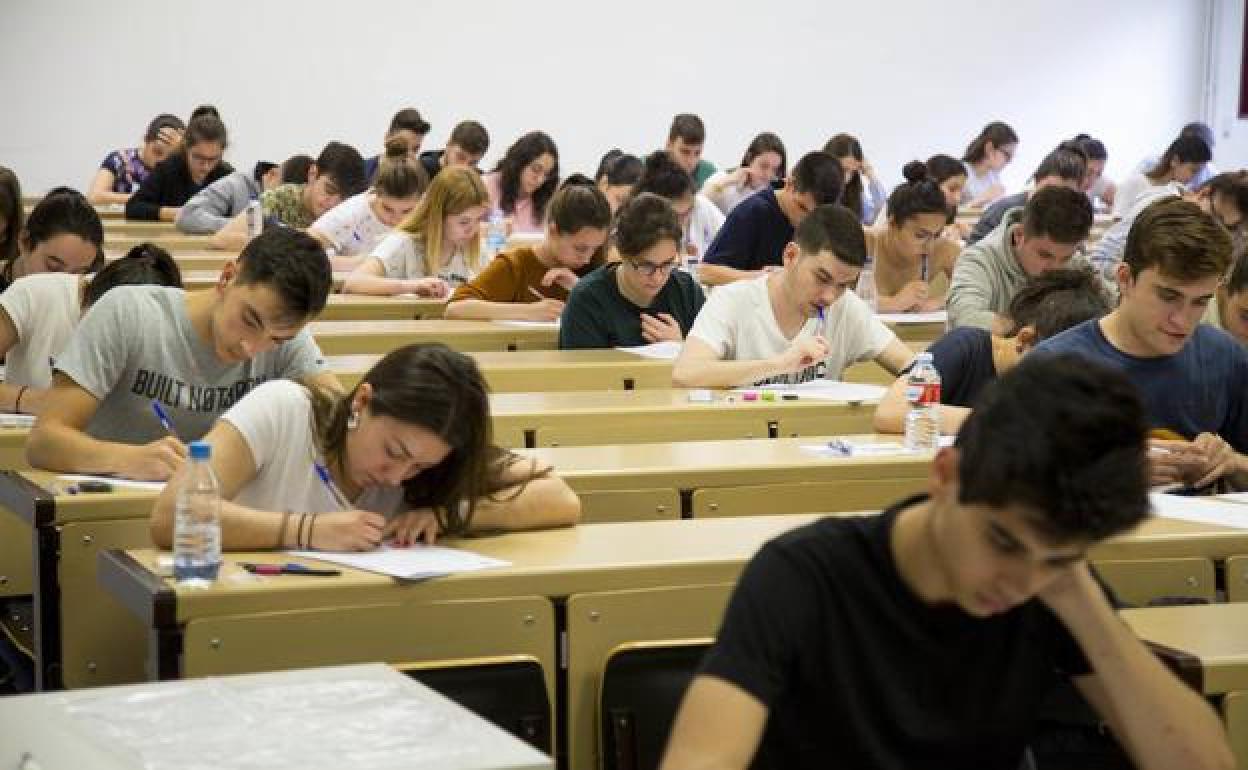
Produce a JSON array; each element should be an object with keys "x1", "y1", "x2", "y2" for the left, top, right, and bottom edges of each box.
[
  {"x1": 700, "y1": 498, "x2": 1091, "y2": 770},
  {"x1": 124, "y1": 154, "x2": 233, "y2": 221},
  {"x1": 923, "y1": 326, "x2": 999, "y2": 407},
  {"x1": 419, "y1": 150, "x2": 444, "y2": 181},
  {"x1": 559, "y1": 263, "x2": 705, "y2": 349},
  {"x1": 703, "y1": 188, "x2": 794, "y2": 271}
]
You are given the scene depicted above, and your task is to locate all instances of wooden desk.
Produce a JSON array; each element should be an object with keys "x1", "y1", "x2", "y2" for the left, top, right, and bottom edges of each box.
[
  {"x1": 310, "y1": 320, "x2": 559, "y2": 355},
  {"x1": 101, "y1": 219, "x2": 180, "y2": 236},
  {"x1": 106, "y1": 250, "x2": 234, "y2": 272},
  {"x1": 0, "y1": 663, "x2": 554, "y2": 770},
  {"x1": 179, "y1": 268, "x2": 353, "y2": 291},
  {"x1": 105, "y1": 234, "x2": 215, "y2": 251},
  {"x1": 1122, "y1": 604, "x2": 1248, "y2": 769}
]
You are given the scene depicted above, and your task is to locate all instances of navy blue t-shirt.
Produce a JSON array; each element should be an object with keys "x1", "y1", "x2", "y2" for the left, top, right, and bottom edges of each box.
[
  {"x1": 703, "y1": 188, "x2": 794, "y2": 271},
  {"x1": 1033, "y1": 319, "x2": 1248, "y2": 449},
  {"x1": 921, "y1": 326, "x2": 998, "y2": 407}
]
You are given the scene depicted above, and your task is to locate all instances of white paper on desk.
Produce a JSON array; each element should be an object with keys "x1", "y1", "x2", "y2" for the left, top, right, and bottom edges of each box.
[
  {"x1": 616, "y1": 340, "x2": 683, "y2": 360},
  {"x1": 494, "y1": 319, "x2": 560, "y2": 329},
  {"x1": 1148, "y1": 492, "x2": 1248, "y2": 530},
  {"x1": 59, "y1": 474, "x2": 165, "y2": 491},
  {"x1": 875, "y1": 311, "x2": 948, "y2": 325},
  {"x1": 288, "y1": 544, "x2": 510, "y2": 581},
  {"x1": 0, "y1": 412, "x2": 34, "y2": 428},
  {"x1": 801, "y1": 441, "x2": 915, "y2": 458},
  {"x1": 1217, "y1": 492, "x2": 1248, "y2": 505},
  {"x1": 745, "y1": 380, "x2": 887, "y2": 403}
]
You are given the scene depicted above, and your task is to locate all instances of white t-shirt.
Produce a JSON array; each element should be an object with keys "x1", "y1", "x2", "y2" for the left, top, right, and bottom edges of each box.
[
  {"x1": 961, "y1": 165, "x2": 1002, "y2": 204},
  {"x1": 0, "y1": 272, "x2": 80, "y2": 388},
  {"x1": 1112, "y1": 172, "x2": 1172, "y2": 219},
  {"x1": 687, "y1": 275, "x2": 896, "y2": 385},
  {"x1": 684, "y1": 194, "x2": 726, "y2": 268},
  {"x1": 370, "y1": 231, "x2": 476, "y2": 287},
  {"x1": 221, "y1": 379, "x2": 405, "y2": 516},
  {"x1": 310, "y1": 192, "x2": 392, "y2": 257},
  {"x1": 702, "y1": 169, "x2": 766, "y2": 216}
]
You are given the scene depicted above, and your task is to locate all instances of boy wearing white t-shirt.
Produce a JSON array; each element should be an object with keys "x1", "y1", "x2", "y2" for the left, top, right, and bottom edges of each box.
[{"x1": 674, "y1": 205, "x2": 914, "y2": 387}]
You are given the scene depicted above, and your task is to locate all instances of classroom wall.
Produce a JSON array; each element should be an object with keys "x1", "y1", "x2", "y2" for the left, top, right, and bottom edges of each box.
[
  {"x1": 1209, "y1": 0, "x2": 1248, "y2": 169},
  {"x1": 0, "y1": 0, "x2": 1211, "y2": 198}
]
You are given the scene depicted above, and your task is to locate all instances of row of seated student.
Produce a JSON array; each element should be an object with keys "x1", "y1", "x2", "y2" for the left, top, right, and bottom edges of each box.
[{"x1": 4, "y1": 122, "x2": 1248, "y2": 768}]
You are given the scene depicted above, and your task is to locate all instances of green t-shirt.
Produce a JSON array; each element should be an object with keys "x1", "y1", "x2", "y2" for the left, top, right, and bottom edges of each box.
[
  {"x1": 559, "y1": 264, "x2": 706, "y2": 349},
  {"x1": 693, "y1": 158, "x2": 717, "y2": 190},
  {"x1": 261, "y1": 183, "x2": 313, "y2": 229}
]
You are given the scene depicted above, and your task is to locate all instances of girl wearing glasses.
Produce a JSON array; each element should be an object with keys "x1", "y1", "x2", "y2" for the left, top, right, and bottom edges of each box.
[
  {"x1": 560, "y1": 193, "x2": 705, "y2": 349},
  {"x1": 960, "y1": 121, "x2": 1018, "y2": 208},
  {"x1": 125, "y1": 112, "x2": 232, "y2": 222},
  {"x1": 864, "y1": 163, "x2": 961, "y2": 313}
]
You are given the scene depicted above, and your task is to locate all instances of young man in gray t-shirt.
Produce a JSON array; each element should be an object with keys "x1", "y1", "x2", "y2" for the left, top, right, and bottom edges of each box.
[{"x1": 27, "y1": 228, "x2": 336, "y2": 480}]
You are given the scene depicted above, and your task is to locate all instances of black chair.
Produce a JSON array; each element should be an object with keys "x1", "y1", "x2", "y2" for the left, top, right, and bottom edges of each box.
[{"x1": 599, "y1": 642, "x2": 710, "y2": 770}]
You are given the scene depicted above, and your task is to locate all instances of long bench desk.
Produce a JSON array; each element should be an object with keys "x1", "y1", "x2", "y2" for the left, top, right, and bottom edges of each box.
[
  {"x1": 105, "y1": 234, "x2": 215, "y2": 251},
  {"x1": 309, "y1": 320, "x2": 560, "y2": 354}
]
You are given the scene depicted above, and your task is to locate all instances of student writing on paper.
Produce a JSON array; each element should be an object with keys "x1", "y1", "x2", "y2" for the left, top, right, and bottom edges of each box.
[
  {"x1": 1034, "y1": 197, "x2": 1248, "y2": 490},
  {"x1": 362, "y1": 107, "x2": 429, "y2": 182},
  {"x1": 125, "y1": 110, "x2": 232, "y2": 222},
  {"x1": 959, "y1": 120, "x2": 1018, "y2": 208},
  {"x1": 1113, "y1": 134, "x2": 1211, "y2": 220},
  {"x1": 874, "y1": 267, "x2": 1109, "y2": 435},
  {"x1": 0, "y1": 243, "x2": 183, "y2": 415},
  {"x1": 210, "y1": 142, "x2": 369, "y2": 252},
  {"x1": 445, "y1": 180, "x2": 611, "y2": 321},
  {"x1": 663, "y1": 113, "x2": 716, "y2": 191},
  {"x1": 662, "y1": 355, "x2": 1233, "y2": 770},
  {"x1": 672, "y1": 205, "x2": 914, "y2": 388},
  {"x1": 149, "y1": 344, "x2": 580, "y2": 551},
  {"x1": 343, "y1": 167, "x2": 489, "y2": 297},
  {"x1": 631, "y1": 152, "x2": 723, "y2": 269},
  {"x1": 0, "y1": 188, "x2": 104, "y2": 295},
  {"x1": 482, "y1": 131, "x2": 559, "y2": 234},
  {"x1": 823, "y1": 133, "x2": 887, "y2": 225},
  {"x1": 864, "y1": 163, "x2": 961, "y2": 313},
  {"x1": 175, "y1": 161, "x2": 282, "y2": 235},
  {"x1": 947, "y1": 186, "x2": 1096, "y2": 333},
  {"x1": 1074, "y1": 134, "x2": 1115, "y2": 210},
  {"x1": 560, "y1": 193, "x2": 704, "y2": 349},
  {"x1": 307, "y1": 141, "x2": 427, "y2": 271},
  {"x1": 26, "y1": 229, "x2": 337, "y2": 481},
  {"x1": 594, "y1": 150, "x2": 643, "y2": 215},
  {"x1": 966, "y1": 142, "x2": 1088, "y2": 245},
  {"x1": 698, "y1": 152, "x2": 843, "y2": 287},
  {"x1": 418, "y1": 120, "x2": 489, "y2": 182}
]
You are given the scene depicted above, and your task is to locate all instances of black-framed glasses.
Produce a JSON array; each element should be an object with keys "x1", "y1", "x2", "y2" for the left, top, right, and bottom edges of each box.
[{"x1": 628, "y1": 259, "x2": 679, "y2": 277}]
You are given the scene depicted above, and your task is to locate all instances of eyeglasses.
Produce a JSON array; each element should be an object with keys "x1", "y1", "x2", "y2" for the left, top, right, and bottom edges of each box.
[{"x1": 628, "y1": 259, "x2": 679, "y2": 277}]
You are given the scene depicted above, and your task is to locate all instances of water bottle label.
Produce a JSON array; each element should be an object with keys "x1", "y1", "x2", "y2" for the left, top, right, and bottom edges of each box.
[{"x1": 906, "y1": 383, "x2": 941, "y2": 405}]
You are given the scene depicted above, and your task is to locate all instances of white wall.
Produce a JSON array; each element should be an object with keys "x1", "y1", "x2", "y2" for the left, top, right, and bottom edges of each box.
[
  {"x1": 1209, "y1": 0, "x2": 1248, "y2": 169},
  {"x1": 0, "y1": 0, "x2": 1210, "y2": 197}
]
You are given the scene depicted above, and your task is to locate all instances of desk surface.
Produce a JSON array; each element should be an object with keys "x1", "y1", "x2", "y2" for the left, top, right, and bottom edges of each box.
[
  {"x1": 1122, "y1": 603, "x2": 1248, "y2": 695},
  {"x1": 0, "y1": 662, "x2": 553, "y2": 769},
  {"x1": 310, "y1": 319, "x2": 559, "y2": 354},
  {"x1": 102, "y1": 514, "x2": 827, "y2": 627}
]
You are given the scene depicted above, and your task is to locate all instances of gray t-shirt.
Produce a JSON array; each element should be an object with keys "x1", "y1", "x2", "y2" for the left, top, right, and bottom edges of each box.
[{"x1": 55, "y1": 285, "x2": 326, "y2": 444}]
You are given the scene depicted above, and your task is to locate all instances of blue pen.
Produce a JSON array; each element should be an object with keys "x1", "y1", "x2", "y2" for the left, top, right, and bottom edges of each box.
[
  {"x1": 814, "y1": 305, "x2": 827, "y2": 336},
  {"x1": 314, "y1": 461, "x2": 352, "y2": 509},
  {"x1": 150, "y1": 400, "x2": 179, "y2": 440}
]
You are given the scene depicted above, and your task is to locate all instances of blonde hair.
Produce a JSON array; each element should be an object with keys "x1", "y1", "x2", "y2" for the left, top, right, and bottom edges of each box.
[{"x1": 396, "y1": 166, "x2": 489, "y2": 274}]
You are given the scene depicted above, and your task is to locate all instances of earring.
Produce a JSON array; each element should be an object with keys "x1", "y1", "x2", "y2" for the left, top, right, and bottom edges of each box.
[{"x1": 347, "y1": 411, "x2": 359, "y2": 430}]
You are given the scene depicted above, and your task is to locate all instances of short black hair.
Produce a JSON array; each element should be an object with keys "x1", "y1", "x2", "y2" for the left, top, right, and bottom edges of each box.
[
  {"x1": 1004, "y1": 267, "x2": 1110, "y2": 340},
  {"x1": 595, "y1": 150, "x2": 643, "y2": 187},
  {"x1": 1072, "y1": 134, "x2": 1108, "y2": 162},
  {"x1": 253, "y1": 161, "x2": 277, "y2": 185},
  {"x1": 888, "y1": 162, "x2": 948, "y2": 224},
  {"x1": 957, "y1": 354, "x2": 1149, "y2": 541},
  {"x1": 315, "y1": 141, "x2": 368, "y2": 197},
  {"x1": 633, "y1": 151, "x2": 694, "y2": 201},
  {"x1": 234, "y1": 228, "x2": 332, "y2": 320},
  {"x1": 668, "y1": 113, "x2": 705, "y2": 145},
  {"x1": 794, "y1": 204, "x2": 866, "y2": 267},
  {"x1": 1021, "y1": 186, "x2": 1094, "y2": 244},
  {"x1": 1033, "y1": 143, "x2": 1088, "y2": 184},
  {"x1": 1207, "y1": 171, "x2": 1248, "y2": 224},
  {"x1": 280, "y1": 154, "x2": 314, "y2": 184},
  {"x1": 790, "y1": 152, "x2": 844, "y2": 206},
  {"x1": 84, "y1": 242, "x2": 183, "y2": 308},
  {"x1": 448, "y1": 121, "x2": 489, "y2": 156},
  {"x1": 388, "y1": 108, "x2": 430, "y2": 136}
]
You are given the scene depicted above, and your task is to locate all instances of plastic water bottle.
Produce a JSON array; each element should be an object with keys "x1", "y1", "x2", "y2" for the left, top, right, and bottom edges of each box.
[
  {"x1": 904, "y1": 352, "x2": 941, "y2": 452},
  {"x1": 173, "y1": 441, "x2": 222, "y2": 585},
  {"x1": 855, "y1": 259, "x2": 877, "y2": 310},
  {"x1": 484, "y1": 208, "x2": 507, "y2": 260},
  {"x1": 245, "y1": 200, "x2": 263, "y2": 238}
]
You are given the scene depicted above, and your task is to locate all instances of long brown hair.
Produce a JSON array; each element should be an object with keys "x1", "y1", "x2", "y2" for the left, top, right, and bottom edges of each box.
[{"x1": 307, "y1": 343, "x2": 548, "y2": 533}]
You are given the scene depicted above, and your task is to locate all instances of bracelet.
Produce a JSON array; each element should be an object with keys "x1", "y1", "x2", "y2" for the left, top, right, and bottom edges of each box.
[
  {"x1": 276, "y1": 511, "x2": 292, "y2": 550},
  {"x1": 14, "y1": 386, "x2": 27, "y2": 414},
  {"x1": 306, "y1": 514, "x2": 318, "y2": 550},
  {"x1": 297, "y1": 513, "x2": 308, "y2": 549}
]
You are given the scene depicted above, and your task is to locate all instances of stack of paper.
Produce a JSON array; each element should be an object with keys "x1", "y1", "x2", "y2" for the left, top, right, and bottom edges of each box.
[{"x1": 1148, "y1": 492, "x2": 1248, "y2": 530}]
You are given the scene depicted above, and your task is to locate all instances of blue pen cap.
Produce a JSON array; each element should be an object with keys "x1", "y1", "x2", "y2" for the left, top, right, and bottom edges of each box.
[{"x1": 189, "y1": 441, "x2": 211, "y2": 461}]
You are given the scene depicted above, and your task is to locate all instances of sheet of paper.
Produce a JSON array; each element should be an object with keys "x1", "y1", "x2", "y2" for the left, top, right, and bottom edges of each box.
[
  {"x1": 875, "y1": 311, "x2": 948, "y2": 325},
  {"x1": 1216, "y1": 492, "x2": 1248, "y2": 505},
  {"x1": 288, "y1": 544, "x2": 511, "y2": 581},
  {"x1": 801, "y1": 441, "x2": 915, "y2": 458},
  {"x1": 494, "y1": 319, "x2": 560, "y2": 329},
  {"x1": 741, "y1": 380, "x2": 887, "y2": 403},
  {"x1": 615, "y1": 341, "x2": 683, "y2": 360},
  {"x1": 59, "y1": 474, "x2": 166, "y2": 491},
  {"x1": 0, "y1": 412, "x2": 34, "y2": 428},
  {"x1": 1148, "y1": 492, "x2": 1248, "y2": 530}
]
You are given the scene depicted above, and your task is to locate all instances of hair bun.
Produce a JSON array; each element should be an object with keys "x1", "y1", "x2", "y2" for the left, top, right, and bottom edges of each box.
[{"x1": 901, "y1": 161, "x2": 928, "y2": 185}]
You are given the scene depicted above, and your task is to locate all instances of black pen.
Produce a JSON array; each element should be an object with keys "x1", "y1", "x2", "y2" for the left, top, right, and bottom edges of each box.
[{"x1": 240, "y1": 562, "x2": 342, "y2": 577}]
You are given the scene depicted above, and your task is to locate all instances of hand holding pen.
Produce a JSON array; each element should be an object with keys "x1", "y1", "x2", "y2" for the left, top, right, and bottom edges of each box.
[{"x1": 111, "y1": 401, "x2": 187, "y2": 481}]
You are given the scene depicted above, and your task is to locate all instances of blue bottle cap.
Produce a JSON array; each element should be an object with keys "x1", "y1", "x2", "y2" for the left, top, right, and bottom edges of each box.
[{"x1": 189, "y1": 441, "x2": 212, "y2": 461}]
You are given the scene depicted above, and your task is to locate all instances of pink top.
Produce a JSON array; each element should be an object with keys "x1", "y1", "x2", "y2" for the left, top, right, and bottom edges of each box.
[{"x1": 483, "y1": 172, "x2": 542, "y2": 233}]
